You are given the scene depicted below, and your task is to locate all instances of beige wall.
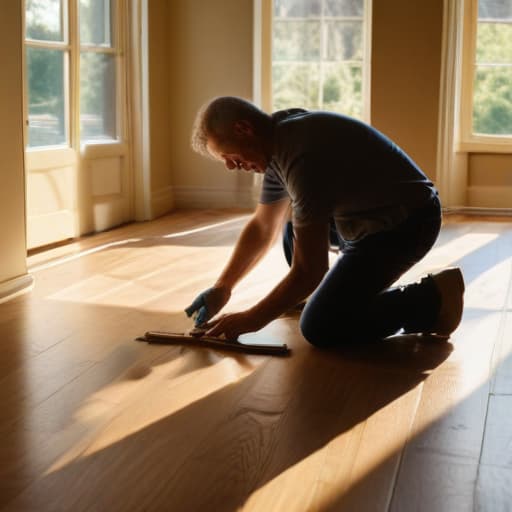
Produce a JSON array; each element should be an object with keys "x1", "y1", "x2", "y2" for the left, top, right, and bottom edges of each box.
[
  {"x1": 148, "y1": 0, "x2": 174, "y2": 217},
  {"x1": 162, "y1": 0, "x2": 444, "y2": 208},
  {"x1": 0, "y1": 0, "x2": 28, "y2": 286},
  {"x1": 371, "y1": 0, "x2": 443, "y2": 183},
  {"x1": 467, "y1": 153, "x2": 512, "y2": 208},
  {"x1": 167, "y1": 0, "x2": 255, "y2": 208}
]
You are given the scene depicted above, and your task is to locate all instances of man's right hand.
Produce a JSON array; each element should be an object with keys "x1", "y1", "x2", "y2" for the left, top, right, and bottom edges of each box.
[{"x1": 185, "y1": 286, "x2": 231, "y2": 326}]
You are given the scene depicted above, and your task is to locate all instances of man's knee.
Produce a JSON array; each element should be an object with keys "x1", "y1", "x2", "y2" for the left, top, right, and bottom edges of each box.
[
  {"x1": 299, "y1": 308, "x2": 339, "y2": 348},
  {"x1": 299, "y1": 304, "x2": 365, "y2": 348}
]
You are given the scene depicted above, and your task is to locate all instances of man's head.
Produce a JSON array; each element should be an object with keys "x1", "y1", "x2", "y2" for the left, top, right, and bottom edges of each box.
[{"x1": 191, "y1": 96, "x2": 272, "y2": 173}]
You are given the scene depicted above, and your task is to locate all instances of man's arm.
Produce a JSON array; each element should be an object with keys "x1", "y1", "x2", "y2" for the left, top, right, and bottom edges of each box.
[
  {"x1": 185, "y1": 199, "x2": 290, "y2": 325},
  {"x1": 215, "y1": 199, "x2": 291, "y2": 291},
  {"x1": 247, "y1": 220, "x2": 329, "y2": 323},
  {"x1": 205, "y1": 220, "x2": 330, "y2": 338}
]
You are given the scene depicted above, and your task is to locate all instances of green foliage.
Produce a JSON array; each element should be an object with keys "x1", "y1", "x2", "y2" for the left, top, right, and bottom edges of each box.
[
  {"x1": 473, "y1": 18, "x2": 512, "y2": 135},
  {"x1": 473, "y1": 66, "x2": 512, "y2": 134},
  {"x1": 476, "y1": 22, "x2": 512, "y2": 63},
  {"x1": 272, "y1": 15, "x2": 364, "y2": 118}
]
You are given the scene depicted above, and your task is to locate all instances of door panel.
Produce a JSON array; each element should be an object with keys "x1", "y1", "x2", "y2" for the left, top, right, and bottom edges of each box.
[
  {"x1": 79, "y1": 144, "x2": 132, "y2": 234},
  {"x1": 25, "y1": 148, "x2": 78, "y2": 249}
]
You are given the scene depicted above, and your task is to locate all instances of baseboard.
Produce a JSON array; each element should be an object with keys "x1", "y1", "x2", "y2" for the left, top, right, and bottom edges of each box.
[
  {"x1": 443, "y1": 206, "x2": 512, "y2": 216},
  {"x1": 151, "y1": 186, "x2": 174, "y2": 219},
  {"x1": 172, "y1": 186, "x2": 257, "y2": 209},
  {"x1": 0, "y1": 274, "x2": 35, "y2": 304}
]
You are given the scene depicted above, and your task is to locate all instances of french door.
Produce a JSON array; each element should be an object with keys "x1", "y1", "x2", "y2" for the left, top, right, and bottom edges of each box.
[{"x1": 24, "y1": 0, "x2": 132, "y2": 249}]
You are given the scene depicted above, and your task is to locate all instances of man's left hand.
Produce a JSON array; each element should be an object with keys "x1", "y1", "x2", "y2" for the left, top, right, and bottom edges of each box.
[{"x1": 204, "y1": 310, "x2": 262, "y2": 340}]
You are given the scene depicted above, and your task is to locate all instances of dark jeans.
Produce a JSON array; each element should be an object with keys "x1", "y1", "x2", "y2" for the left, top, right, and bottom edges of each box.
[{"x1": 282, "y1": 196, "x2": 442, "y2": 347}]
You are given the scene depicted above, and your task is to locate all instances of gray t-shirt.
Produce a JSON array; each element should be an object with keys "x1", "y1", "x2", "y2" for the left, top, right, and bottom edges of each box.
[{"x1": 260, "y1": 109, "x2": 436, "y2": 241}]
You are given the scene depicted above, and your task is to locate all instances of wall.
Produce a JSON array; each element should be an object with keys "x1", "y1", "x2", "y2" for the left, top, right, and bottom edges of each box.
[
  {"x1": 371, "y1": 0, "x2": 444, "y2": 183},
  {"x1": 163, "y1": 0, "x2": 443, "y2": 208},
  {"x1": 0, "y1": 0, "x2": 32, "y2": 300},
  {"x1": 167, "y1": 0, "x2": 255, "y2": 208},
  {"x1": 468, "y1": 153, "x2": 512, "y2": 208},
  {"x1": 148, "y1": 0, "x2": 174, "y2": 217}
]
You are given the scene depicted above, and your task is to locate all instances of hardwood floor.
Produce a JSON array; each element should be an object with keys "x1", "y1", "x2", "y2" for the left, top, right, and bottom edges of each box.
[{"x1": 0, "y1": 210, "x2": 511, "y2": 511}]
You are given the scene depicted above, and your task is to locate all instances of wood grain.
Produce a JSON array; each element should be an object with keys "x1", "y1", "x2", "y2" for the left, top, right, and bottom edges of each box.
[{"x1": 0, "y1": 211, "x2": 509, "y2": 511}]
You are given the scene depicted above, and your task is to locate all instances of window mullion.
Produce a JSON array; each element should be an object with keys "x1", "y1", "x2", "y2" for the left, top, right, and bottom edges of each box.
[
  {"x1": 80, "y1": 46, "x2": 117, "y2": 54},
  {"x1": 25, "y1": 40, "x2": 70, "y2": 51},
  {"x1": 69, "y1": 0, "x2": 80, "y2": 149}
]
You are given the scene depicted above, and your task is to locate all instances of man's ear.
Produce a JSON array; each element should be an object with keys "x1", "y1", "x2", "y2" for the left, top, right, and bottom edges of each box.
[{"x1": 233, "y1": 120, "x2": 254, "y2": 137}]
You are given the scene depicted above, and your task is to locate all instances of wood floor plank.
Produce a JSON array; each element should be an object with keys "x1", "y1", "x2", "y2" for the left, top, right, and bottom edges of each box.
[
  {"x1": 476, "y1": 465, "x2": 512, "y2": 512},
  {"x1": 390, "y1": 218, "x2": 512, "y2": 512}
]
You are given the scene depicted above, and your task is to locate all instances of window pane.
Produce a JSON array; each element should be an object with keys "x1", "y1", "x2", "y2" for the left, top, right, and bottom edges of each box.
[
  {"x1": 478, "y1": 0, "x2": 512, "y2": 20},
  {"x1": 80, "y1": 0, "x2": 113, "y2": 46},
  {"x1": 473, "y1": 65, "x2": 512, "y2": 135},
  {"x1": 323, "y1": 63, "x2": 362, "y2": 117},
  {"x1": 326, "y1": 21, "x2": 363, "y2": 61},
  {"x1": 272, "y1": 63, "x2": 321, "y2": 110},
  {"x1": 476, "y1": 22, "x2": 512, "y2": 63},
  {"x1": 25, "y1": 0, "x2": 64, "y2": 42},
  {"x1": 324, "y1": 0, "x2": 364, "y2": 17},
  {"x1": 80, "y1": 53, "x2": 116, "y2": 142},
  {"x1": 273, "y1": 20, "x2": 321, "y2": 61},
  {"x1": 274, "y1": 0, "x2": 321, "y2": 18},
  {"x1": 26, "y1": 48, "x2": 67, "y2": 148}
]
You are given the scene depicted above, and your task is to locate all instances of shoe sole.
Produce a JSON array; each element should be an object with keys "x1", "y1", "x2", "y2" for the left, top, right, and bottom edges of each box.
[{"x1": 432, "y1": 267, "x2": 465, "y2": 336}]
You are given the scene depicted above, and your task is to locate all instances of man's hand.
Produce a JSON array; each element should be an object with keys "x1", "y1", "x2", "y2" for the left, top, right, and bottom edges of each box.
[
  {"x1": 185, "y1": 286, "x2": 231, "y2": 326},
  {"x1": 204, "y1": 310, "x2": 263, "y2": 340}
]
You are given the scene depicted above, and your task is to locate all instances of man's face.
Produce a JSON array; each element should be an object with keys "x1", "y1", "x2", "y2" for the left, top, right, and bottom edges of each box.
[{"x1": 206, "y1": 131, "x2": 269, "y2": 174}]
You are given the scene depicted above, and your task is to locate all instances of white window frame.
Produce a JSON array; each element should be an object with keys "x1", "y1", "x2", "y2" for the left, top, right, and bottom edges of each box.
[
  {"x1": 23, "y1": 0, "x2": 72, "y2": 150},
  {"x1": 458, "y1": 0, "x2": 512, "y2": 153},
  {"x1": 253, "y1": 0, "x2": 372, "y2": 122},
  {"x1": 23, "y1": 0, "x2": 126, "y2": 154}
]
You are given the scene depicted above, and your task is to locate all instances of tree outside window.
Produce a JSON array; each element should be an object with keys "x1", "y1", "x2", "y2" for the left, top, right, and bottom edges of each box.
[{"x1": 473, "y1": 0, "x2": 512, "y2": 135}]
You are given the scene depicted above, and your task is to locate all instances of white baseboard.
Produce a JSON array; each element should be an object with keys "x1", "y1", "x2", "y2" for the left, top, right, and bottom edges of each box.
[
  {"x1": 0, "y1": 274, "x2": 34, "y2": 304},
  {"x1": 151, "y1": 186, "x2": 174, "y2": 218},
  {"x1": 172, "y1": 186, "x2": 257, "y2": 209}
]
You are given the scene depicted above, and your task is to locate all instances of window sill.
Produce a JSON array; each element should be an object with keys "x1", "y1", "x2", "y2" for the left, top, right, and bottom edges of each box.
[
  {"x1": 80, "y1": 141, "x2": 127, "y2": 159},
  {"x1": 457, "y1": 139, "x2": 512, "y2": 154}
]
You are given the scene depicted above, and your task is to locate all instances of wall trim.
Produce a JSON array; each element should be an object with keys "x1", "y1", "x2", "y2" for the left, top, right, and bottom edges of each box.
[
  {"x1": 444, "y1": 206, "x2": 512, "y2": 217},
  {"x1": 151, "y1": 186, "x2": 174, "y2": 219},
  {"x1": 172, "y1": 186, "x2": 256, "y2": 209},
  {"x1": 0, "y1": 274, "x2": 34, "y2": 304},
  {"x1": 436, "y1": 0, "x2": 466, "y2": 207}
]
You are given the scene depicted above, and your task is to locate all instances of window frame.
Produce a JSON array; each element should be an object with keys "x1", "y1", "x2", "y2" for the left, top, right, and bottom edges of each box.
[
  {"x1": 458, "y1": 0, "x2": 512, "y2": 153},
  {"x1": 23, "y1": 0, "x2": 71, "y2": 149},
  {"x1": 253, "y1": 0, "x2": 372, "y2": 121},
  {"x1": 23, "y1": 0, "x2": 125, "y2": 152}
]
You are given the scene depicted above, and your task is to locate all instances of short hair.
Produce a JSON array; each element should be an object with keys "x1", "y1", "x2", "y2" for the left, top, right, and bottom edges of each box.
[{"x1": 191, "y1": 96, "x2": 268, "y2": 158}]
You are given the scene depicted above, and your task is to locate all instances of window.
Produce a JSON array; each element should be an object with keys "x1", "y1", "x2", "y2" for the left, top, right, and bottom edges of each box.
[
  {"x1": 472, "y1": 0, "x2": 512, "y2": 136},
  {"x1": 24, "y1": 0, "x2": 121, "y2": 148},
  {"x1": 25, "y1": 0, "x2": 68, "y2": 147},
  {"x1": 460, "y1": 0, "x2": 512, "y2": 147},
  {"x1": 271, "y1": 0, "x2": 371, "y2": 119},
  {"x1": 79, "y1": 0, "x2": 118, "y2": 142}
]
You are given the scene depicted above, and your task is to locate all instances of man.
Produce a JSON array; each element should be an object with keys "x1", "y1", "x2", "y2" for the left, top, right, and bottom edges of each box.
[{"x1": 185, "y1": 96, "x2": 464, "y2": 347}]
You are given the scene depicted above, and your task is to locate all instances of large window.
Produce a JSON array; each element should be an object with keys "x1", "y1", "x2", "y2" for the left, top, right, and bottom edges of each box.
[
  {"x1": 24, "y1": 0, "x2": 121, "y2": 148},
  {"x1": 271, "y1": 0, "x2": 371, "y2": 119},
  {"x1": 472, "y1": 0, "x2": 512, "y2": 136}
]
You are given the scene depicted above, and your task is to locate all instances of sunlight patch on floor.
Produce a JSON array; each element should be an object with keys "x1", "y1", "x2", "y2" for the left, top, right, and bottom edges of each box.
[
  {"x1": 428, "y1": 231, "x2": 499, "y2": 266},
  {"x1": 43, "y1": 352, "x2": 261, "y2": 477}
]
